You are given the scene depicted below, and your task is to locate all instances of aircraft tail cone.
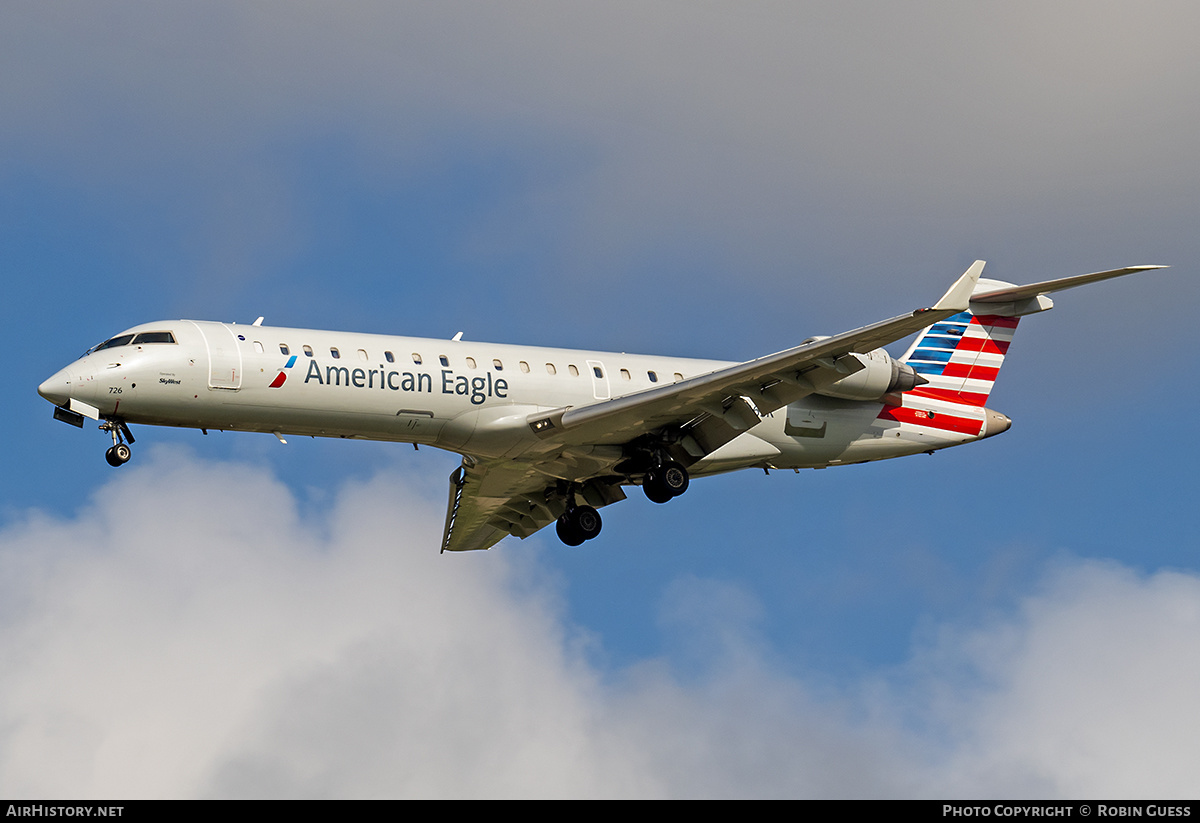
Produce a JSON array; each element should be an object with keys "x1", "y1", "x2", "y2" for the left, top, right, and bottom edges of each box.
[{"x1": 982, "y1": 408, "x2": 1012, "y2": 438}]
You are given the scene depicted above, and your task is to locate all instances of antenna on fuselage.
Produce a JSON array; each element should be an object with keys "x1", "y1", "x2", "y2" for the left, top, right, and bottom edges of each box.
[{"x1": 451, "y1": 331, "x2": 464, "y2": 342}]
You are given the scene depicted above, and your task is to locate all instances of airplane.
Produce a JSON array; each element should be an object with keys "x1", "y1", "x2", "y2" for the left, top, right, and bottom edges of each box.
[{"x1": 38, "y1": 262, "x2": 1165, "y2": 552}]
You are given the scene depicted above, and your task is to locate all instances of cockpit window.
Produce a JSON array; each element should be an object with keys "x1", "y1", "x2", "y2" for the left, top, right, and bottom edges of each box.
[
  {"x1": 92, "y1": 334, "x2": 135, "y2": 352},
  {"x1": 132, "y1": 331, "x2": 176, "y2": 344}
]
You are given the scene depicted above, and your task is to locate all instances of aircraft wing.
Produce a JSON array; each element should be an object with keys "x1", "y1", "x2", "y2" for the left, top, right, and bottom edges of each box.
[
  {"x1": 441, "y1": 458, "x2": 626, "y2": 552},
  {"x1": 441, "y1": 461, "x2": 542, "y2": 552},
  {"x1": 441, "y1": 262, "x2": 987, "y2": 550},
  {"x1": 439, "y1": 260, "x2": 1168, "y2": 550},
  {"x1": 527, "y1": 261, "x2": 986, "y2": 456},
  {"x1": 536, "y1": 263, "x2": 1172, "y2": 455}
]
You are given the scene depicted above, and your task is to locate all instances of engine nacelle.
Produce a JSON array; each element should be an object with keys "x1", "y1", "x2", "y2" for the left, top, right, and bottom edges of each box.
[{"x1": 815, "y1": 348, "x2": 923, "y2": 401}]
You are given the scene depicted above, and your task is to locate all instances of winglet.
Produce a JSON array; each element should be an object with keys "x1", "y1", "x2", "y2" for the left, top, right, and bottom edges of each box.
[{"x1": 932, "y1": 260, "x2": 986, "y2": 311}]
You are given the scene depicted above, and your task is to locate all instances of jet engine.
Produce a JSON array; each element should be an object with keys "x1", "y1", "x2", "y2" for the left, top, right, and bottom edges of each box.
[{"x1": 815, "y1": 348, "x2": 923, "y2": 401}]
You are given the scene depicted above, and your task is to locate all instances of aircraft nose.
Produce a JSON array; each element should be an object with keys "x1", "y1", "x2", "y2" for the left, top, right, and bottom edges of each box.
[{"x1": 38, "y1": 368, "x2": 72, "y2": 406}]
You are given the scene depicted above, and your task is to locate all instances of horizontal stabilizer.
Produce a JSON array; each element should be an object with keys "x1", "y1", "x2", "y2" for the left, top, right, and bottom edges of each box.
[{"x1": 972, "y1": 266, "x2": 1168, "y2": 303}]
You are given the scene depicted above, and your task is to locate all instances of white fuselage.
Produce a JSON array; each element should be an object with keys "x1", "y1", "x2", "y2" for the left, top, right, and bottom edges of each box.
[{"x1": 39, "y1": 319, "x2": 997, "y2": 479}]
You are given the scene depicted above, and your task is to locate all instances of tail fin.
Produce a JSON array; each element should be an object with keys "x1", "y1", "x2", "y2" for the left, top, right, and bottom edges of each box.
[
  {"x1": 901, "y1": 265, "x2": 1169, "y2": 406},
  {"x1": 886, "y1": 263, "x2": 1166, "y2": 438},
  {"x1": 900, "y1": 306, "x2": 1018, "y2": 407}
]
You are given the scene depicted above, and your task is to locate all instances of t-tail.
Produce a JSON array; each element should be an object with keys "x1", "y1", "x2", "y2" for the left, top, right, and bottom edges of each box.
[{"x1": 882, "y1": 261, "x2": 1167, "y2": 440}]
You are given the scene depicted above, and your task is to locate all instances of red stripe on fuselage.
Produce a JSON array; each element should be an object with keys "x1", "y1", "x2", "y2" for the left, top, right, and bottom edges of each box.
[
  {"x1": 907, "y1": 386, "x2": 991, "y2": 406},
  {"x1": 877, "y1": 404, "x2": 983, "y2": 435}
]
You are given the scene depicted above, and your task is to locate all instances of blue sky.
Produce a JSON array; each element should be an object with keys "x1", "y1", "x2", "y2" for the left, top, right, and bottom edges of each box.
[{"x1": 3, "y1": 2, "x2": 1199, "y2": 798}]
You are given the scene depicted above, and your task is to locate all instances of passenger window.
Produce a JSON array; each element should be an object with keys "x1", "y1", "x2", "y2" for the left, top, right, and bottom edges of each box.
[
  {"x1": 253, "y1": 341, "x2": 264, "y2": 353},
  {"x1": 412, "y1": 353, "x2": 423, "y2": 365},
  {"x1": 674, "y1": 372, "x2": 683, "y2": 382},
  {"x1": 280, "y1": 344, "x2": 290, "y2": 355},
  {"x1": 493, "y1": 359, "x2": 503, "y2": 370},
  {"x1": 648, "y1": 370, "x2": 658, "y2": 383},
  {"x1": 592, "y1": 366, "x2": 603, "y2": 379},
  {"x1": 620, "y1": 368, "x2": 631, "y2": 381},
  {"x1": 358, "y1": 349, "x2": 368, "y2": 361},
  {"x1": 385, "y1": 351, "x2": 395, "y2": 363},
  {"x1": 303, "y1": 345, "x2": 313, "y2": 357},
  {"x1": 568, "y1": 365, "x2": 579, "y2": 377},
  {"x1": 466, "y1": 357, "x2": 477, "y2": 369},
  {"x1": 546, "y1": 363, "x2": 557, "y2": 375},
  {"x1": 440, "y1": 355, "x2": 449, "y2": 367},
  {"x1": 331, "y1": 348, "x2": 340, "y2": 359},
  {"x1": 520, "y1": 361, "x2": 530, "y2": 373}
]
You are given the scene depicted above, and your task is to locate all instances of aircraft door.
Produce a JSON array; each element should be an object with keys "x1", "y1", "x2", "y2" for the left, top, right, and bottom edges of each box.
[
  {"x1": 395, "y1": 409, "x2": 446, "y2": 442},
  {"x1": 185, "y1": 321, "x2": 243, "y2": 390},
  {"x1": 586, "y1": 360, "x2": 610, "y2": 400}
]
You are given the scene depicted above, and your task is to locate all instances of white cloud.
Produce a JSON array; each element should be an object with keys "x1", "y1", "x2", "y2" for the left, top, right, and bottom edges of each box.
[
  {"x1": 2, "y1": 451, "x2": 1200, "y2": 801},
  {"x1": 902, "y1": 560, "x2": 1200, "y2": 798},
  {"x1": 0, "y1": 449, "x2": 653, "y2": 798},
  {"x1": 1, "y1": 449, "x2": 1198, "y2": 798}
]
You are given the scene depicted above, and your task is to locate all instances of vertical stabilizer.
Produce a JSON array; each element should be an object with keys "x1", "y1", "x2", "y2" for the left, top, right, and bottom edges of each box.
[{"x1": 900, "y1": 306, "x2": 1018, "y2": 407}]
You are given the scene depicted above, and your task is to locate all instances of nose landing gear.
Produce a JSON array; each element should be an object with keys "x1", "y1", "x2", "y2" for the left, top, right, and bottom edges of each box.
[{"x1": 101, "y1": 419, "x2": 135, "y2": 467}]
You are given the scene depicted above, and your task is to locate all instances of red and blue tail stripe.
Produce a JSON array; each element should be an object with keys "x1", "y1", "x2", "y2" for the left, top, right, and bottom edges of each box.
[
  {"x1": 902, "y1": 310, "x2": 1017, "y2": 407},
  {"x1": 877, "y1": 309, "x2": 1018, "y2": 436}
]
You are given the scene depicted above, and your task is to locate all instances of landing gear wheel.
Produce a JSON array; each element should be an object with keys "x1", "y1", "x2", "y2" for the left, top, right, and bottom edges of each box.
[
  {"x1": 105, "y1": 443, "x2": 131, "y2": 467},
  {"x1": 643, "y1": 471, "x2": 674, "y2": 504},
  {"x1": 643, "y1": 460, "x2": 689, "y2": 503},
  {"x1": 659, "y1": 461, "x2": 689, "y2": 496},
  {"x1": 556, "y1": 505, "x2": 603, "y2": 546},
  {"x1": 571, "y1": 505, "x2": 602, "y2": 541},
  {"x1": 556, "y1": 516, "x2": 585, "y2": 546},
  {"x1": 100, "y1": 419, "x2": 134, "y2": 467}
]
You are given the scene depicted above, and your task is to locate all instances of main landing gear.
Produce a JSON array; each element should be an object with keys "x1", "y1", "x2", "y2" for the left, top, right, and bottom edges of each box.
[
  {"x1": 101, "y1": 419, "x2": 135, "y2": 467},
  {"x1": 556, "y1": 504, "x2": 602, "y2": 547},
  {"x1": 643, "y1": 458, "x2": 689, "y2": 504},
  {"x1": 551, "y1": 455, "x2": 689, "y2": 546}
]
